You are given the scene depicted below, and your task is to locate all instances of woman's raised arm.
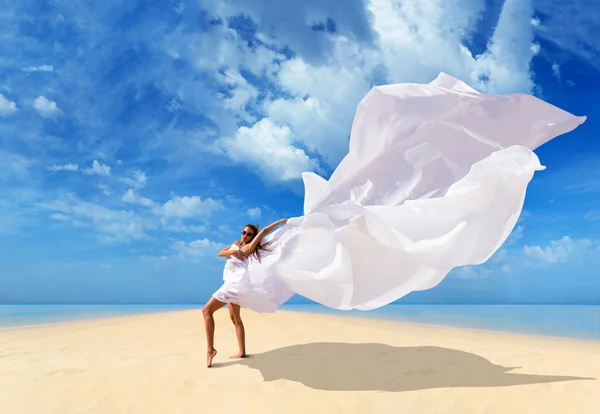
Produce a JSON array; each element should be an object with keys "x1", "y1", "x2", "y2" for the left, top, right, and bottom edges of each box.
[{"x1": 241, "y1": 218, "x2": 287, "y2": 255}]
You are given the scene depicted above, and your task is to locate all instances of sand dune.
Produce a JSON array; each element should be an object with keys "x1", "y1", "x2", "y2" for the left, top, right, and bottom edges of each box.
[{"x1": 1, "y1": 309, "x2": 598, "y2": 413}]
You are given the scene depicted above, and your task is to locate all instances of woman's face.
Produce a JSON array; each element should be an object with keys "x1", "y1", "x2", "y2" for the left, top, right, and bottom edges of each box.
[{"x1": 241, "y1": 226, "x2": 255, "y2": 242}]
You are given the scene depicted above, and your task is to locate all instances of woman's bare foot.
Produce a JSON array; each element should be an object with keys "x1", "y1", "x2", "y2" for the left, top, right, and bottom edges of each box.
[
  {"x1": 229, "y1": 352, "x2": 247, "y2": 359},
  {"x1": 207, "y1": 349, "x2": 217, "y2": 367}
]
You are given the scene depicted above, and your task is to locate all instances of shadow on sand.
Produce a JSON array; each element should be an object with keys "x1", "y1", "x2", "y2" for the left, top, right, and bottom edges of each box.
[{"x1": 216, "y1": 342, "x2": 595, "y2": 392}]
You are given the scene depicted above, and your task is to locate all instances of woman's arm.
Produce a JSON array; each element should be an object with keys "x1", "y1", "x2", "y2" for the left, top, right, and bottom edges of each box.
[
  {"x1": 217, "y1": 241, "x2": 241, "y2": 258},
  {"x1": 241, "y1": 218, "x2": 287, "y2": 255}
]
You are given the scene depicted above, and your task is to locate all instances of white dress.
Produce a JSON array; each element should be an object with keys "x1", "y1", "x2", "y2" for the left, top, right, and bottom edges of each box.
[
  {"x1": 212, "y1": 73, "x2": 586, "y2": 313},
  {"x1": 212, "y1": 244, "x2": 294, "y2": 312}
]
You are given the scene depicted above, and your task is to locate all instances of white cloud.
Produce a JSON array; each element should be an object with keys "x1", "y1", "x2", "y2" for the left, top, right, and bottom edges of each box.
[
  {"x1": 205, "y1": 0, "x2": 376, "y2": 68},
  {"x1": 48, "y1": 163, "x2": 79, "y2": 172},
  {"x1": 552, "y1": 63, "x2": 561, "y2": 79},
  {"x1": 44, "y1": 195, "x2": 151, "y2": 243},
  {"x1": 1, "y1": 0, "x2": 555, "y2": 250},
  {"x1": 460, "y1": 0, "x2": 537, "y2": 93},
  {"x1": 23, "y1": 65, "x2": 54, "y2": 72},
  {"x1": 265, "y1": 38, "x2": 371, "y2": 167},
  {"x1": 158, "y1": 195, "x2": 224, "y2": 219},
  {"x1": 0, "y1": 0, "x2": 548, "y2": 194},
  {"x1": 83, "y1": 160, "x2": 111, "y2": 176},
  {"x1": 365, "y1": 0, "x2": 538, "y2": 93},
  {"x1": 0, "y1": 94, "x2": 18, "y2": 116},
  {"x1": 43, "y1": 190, "x2": 220, "y2": 245},
  {"x1": 523, "y1": 236, "x2": 596, "y2": 264},
  {"x1": 216, "y1": 68, "x2": 260, "y2": 120},
  {"x1": 172, "y1": 238, "x2": 221, "y2": 258},
  {"x1": 531, "y1": 0, "x2": 600, "y2": 69},
  {"x1": 247, "y1": 207, "x2": 261, "y2": 219},
  {"x1": 453, "y1": 248, "x2": 512, "y2": 279},
  {"x1": 120, "y1": 170, "x2": 147, "y2": 189},
  {"x1": 220, "y1": 118, "x2": 320, "y2": 181},
  {"x1": 98, "y1": 184, "x2": 111, "y2": 195},
  {"x1": 122, "y1": 189, "x2": 155, "y2": 208},
  {"x1": 160, "y1": 218, "x2": 206, "y2": 234},
  {"x1": 202, "y1": 0, "x2": 541, "y2": 183},
  {"x1": 7, "y1": 0, "x2": 543, "y2": 188},
  {"x1": 33, "y1": 96, "x2": 63, "y2": 118}
]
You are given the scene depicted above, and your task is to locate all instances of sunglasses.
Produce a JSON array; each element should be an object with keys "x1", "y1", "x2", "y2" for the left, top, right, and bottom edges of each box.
[{"x1": 242, "y1": 230, "x2": 255, "y2": 237}]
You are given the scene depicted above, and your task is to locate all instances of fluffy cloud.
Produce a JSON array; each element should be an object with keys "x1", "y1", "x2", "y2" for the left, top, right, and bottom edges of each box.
[
  {"x1": 523, "y1": 236, "x2": 597, "y2": 264},
  {"x1": 219, "y1": 118, "x2": 319, "y2": 181},
  {"x1": 3, "y1": 0, "x2": 545, "y2": 187},
  {"x1": 216, "y1": 68, "x2": 260, "y2": 121},
  {"x1": 122, "y1": 189, "x2": 155, "y2": 208},
  {"x1": 199, "y1": 0, "x2": 541, "y2": 181},
  {"x1": 44, "y1": 187, "x2": 226, "y2": 246},
  {"x1": 120, "y1": 170, "x2": 147, "y2": 189},
  {"x1": 48, "y1": 163, "x2": 79, "y2": 172},
  {"x1": 265, "y1": 38, "x2": 372, "y2": 167},
  {"x1": 160, "y1": 218, "x2": 206, "y2": 234},
  {"x1": 453, "y1": 248, "x2": 512, "y2": 279},
  {"x1": 0, "y1": 94, "x2": 18, "y2": 116},
  {"x1": 209, "y1": 0, "x2": 374, "y2": 60},
  {"x1": 98, "y1": 184, "x2": 111, "y2": 195},
  {"x1": 33, "y1": 96, "x2": 63, "y2": 118},
  {"x1": 247, "y1": 207, "x2": 261, "y2": 219},
  {"x1": 0, "y1": 0, "x2": 556, "y2": 261},
  {"x1": 83, "y1": 160, "x2": 111, "y2": 176},
  {"x1": 172, "y1": 238, "x2": 222, "y2": 259},
  {"x1": 158, "y1": 195, "x2": 225, "y2": 219},
  {"x1": 45, "y1": 195, "x2": 151, "y2": 243},
  {"x1": 23, "y1": 65, "x2": 54, "y2": 72},
  {"x1": 552, "y1": 63, "x2": 561, "y2": 79}
]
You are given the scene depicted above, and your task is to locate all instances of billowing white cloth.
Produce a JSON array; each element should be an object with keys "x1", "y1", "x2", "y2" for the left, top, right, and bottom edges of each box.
[{"x1": 216, "y1": 73, "x2": 586, "y2": 312}]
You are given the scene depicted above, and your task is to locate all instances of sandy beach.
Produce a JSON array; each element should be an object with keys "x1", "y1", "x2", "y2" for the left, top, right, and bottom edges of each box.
[{"x1": 1, "y1": 309, "x2": 598, "y2": 414}]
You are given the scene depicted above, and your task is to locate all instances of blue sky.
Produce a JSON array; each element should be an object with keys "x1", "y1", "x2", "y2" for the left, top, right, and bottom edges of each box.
[{"x1": 0, "y1": 0, "x2": 598, "y2": 305}]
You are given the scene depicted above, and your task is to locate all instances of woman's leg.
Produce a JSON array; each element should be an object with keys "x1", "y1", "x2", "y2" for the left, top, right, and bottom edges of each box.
[
  {"x1": 202, "y1": 296, "x2": 226, "y2": 367},
  {"x1": 228, "y1": 303, "x2": 246, "y2": 358}
]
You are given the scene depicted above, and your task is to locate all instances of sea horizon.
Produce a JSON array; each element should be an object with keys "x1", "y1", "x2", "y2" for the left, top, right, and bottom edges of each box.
[
  {"x1": 3, "y1": 301, "x2": 599, "y2": 305},
  {"x1": 1, "y1": 303, "x2": 598, "y2": 342}
]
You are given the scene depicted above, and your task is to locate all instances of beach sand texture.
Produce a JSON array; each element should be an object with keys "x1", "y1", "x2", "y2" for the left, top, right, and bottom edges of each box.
[{"x1": 1, "y1": 309, "x2": 599, "y2": 414}]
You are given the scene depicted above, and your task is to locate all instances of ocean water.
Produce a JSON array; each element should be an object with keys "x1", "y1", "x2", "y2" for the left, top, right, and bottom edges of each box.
[
  {"x1": 283, "y1": 304, "x2": 600, "y2": 342},
  {"x1": 0, "y1": 304, "x2": 198, "y2": 330},
  {"x1": 1, "y1": 304, "x2": 599, "y2": 342}
]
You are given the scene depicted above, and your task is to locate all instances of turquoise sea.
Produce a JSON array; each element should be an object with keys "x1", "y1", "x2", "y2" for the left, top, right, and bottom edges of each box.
[
  {"x1": 0, "y1": 304, "x2": 598, "y2": 342},
  {"x1": 284, "y1": 304, "x2": 600, "y2": 342},
  {"x1": 0, "y1": 304, "x2": 198, "y2": 330}
]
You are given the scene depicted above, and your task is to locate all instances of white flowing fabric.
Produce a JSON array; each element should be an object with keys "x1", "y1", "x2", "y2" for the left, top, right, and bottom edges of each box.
[{"x1": 216, "y1": 73, "x2": 586, "y2": 313}]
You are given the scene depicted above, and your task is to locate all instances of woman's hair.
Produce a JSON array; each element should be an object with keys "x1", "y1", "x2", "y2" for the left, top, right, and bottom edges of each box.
[{"x1": 243, "y1": 223, "x2": 271, "y2": 262}]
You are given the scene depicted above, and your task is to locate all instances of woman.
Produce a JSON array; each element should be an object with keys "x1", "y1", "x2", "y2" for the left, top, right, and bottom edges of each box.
[{"x1": 202, "y1": 218, "x2": 287, "y2": 367}]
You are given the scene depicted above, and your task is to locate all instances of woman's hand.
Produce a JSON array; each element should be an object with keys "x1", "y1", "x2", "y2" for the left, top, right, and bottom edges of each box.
[{"x1": 232, "y1": 250, "x2": 245, "y2": 260}]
